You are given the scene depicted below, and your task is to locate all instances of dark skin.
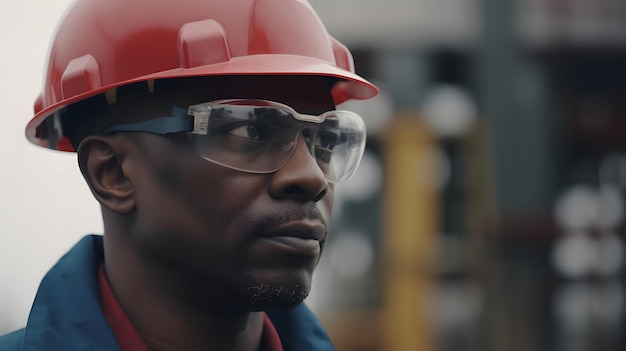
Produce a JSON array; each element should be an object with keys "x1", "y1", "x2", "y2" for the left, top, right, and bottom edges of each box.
[{"x1": 77, "y1": 76, "x2": 336, "y2": 351}]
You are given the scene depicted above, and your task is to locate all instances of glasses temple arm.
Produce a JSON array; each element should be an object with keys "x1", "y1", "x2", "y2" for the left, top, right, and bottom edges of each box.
[{"x1": 104, "y1": 115, "x2": 194, "y2": 135}]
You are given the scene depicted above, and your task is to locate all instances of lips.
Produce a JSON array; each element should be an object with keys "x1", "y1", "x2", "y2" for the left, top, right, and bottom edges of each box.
[
  {"x1": 255, "y1": 220, "x2": 326, "y2": 257},
  {"x1": 261, "y1": 220, "x2": 325, "y2": 241}
]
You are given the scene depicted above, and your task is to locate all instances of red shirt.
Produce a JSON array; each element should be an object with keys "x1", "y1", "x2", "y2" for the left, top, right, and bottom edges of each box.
[{"x1": 98, "y1": 266, "x2": 283, "y2": 351}]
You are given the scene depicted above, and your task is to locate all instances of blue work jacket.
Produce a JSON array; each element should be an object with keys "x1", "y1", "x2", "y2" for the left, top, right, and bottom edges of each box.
[{"x1": 0, "y1": 235, "x2": 334, "y2": 351}]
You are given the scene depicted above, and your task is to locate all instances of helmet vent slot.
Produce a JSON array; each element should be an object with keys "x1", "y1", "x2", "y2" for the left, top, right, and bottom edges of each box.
[
  {"x1": 60, "y1": 54, "x2": 102, "y2": 100},
  {"x1": 178, "y1": 19, "x2": 231, "y2": 69}
]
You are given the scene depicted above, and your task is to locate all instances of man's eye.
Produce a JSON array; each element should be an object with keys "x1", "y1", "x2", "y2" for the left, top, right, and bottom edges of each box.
[
  {"x1": 227, "y1": 123, "x2": 269, "y2": 141},
  {"x1": 316, "y1": 131, "x2": 339, "y2": 150}
]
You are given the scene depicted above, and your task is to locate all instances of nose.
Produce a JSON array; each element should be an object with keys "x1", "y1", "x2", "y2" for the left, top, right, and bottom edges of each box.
[{"x1": 268, "y1": 134, "x2": 329, "y2": 202}]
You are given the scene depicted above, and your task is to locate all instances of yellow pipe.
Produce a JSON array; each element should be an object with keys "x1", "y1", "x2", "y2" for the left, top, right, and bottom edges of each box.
[{"x1": 382, "y1": 116, "x2": 438, "y2": 351}]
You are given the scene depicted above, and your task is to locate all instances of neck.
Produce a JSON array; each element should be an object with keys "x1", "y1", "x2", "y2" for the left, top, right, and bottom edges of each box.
[
  {"x1": 102, "y1": 226, "x2": 265, "y2": 351},
  {"x1": 127, "y1": 296, "x2": 264, "y2": 351}
]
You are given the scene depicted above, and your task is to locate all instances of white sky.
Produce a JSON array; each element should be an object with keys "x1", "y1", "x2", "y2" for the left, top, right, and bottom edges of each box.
[{"x1": 0, "y1": 0, "x2": 104, "y2": 333}]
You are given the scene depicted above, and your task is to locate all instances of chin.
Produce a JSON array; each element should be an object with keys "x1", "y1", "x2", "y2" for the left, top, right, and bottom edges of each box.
[{"x1": 241, "y1": 281, "x2": 311, "y2": 310}]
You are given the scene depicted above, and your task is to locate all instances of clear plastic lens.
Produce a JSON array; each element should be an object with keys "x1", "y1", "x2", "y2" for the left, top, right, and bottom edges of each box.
[
  {"x1": 188, "y1": 100, "x2": 366, "y2": 182},
  {"x1": 104, "y1": 99, "x2": 366, "y2": 182}
]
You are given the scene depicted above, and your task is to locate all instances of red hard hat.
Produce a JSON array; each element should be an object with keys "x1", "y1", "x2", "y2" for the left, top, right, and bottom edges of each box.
[{"x1": 27, "y1": 0, "x2": 379, "y2": 151}]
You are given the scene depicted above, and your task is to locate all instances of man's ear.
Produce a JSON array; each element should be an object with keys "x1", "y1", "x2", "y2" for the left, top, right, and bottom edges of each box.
[{"x1": 77, "y1": 136, "x2": 136, "y2": 214}]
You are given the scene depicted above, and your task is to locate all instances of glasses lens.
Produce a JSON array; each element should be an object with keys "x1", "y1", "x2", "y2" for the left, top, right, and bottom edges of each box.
[
  {"x1": 188, "y1": 104, "x2": 296, "y2": 173},
  {"x1": 187, "y1": 101, "x2": 366, "y2": 182},
  {"x1": 316, "y1": 112, "x2": 366, "y2": 182}
]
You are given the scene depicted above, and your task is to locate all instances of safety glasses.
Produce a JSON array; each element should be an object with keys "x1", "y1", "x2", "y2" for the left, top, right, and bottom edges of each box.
[{"x1": 104, "y1": 99, "x2": 367, "y2": 183}]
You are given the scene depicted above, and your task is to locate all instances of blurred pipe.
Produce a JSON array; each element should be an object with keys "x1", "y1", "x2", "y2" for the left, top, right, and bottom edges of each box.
[
  {"x1": 382, "y1": 116, "x2": 439, "y2": 351},
  {"x1": 476, "y1": 0, "x2": 554, "y2": 214}
]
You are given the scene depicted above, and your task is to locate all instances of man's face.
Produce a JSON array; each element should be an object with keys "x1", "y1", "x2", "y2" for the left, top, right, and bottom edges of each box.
[{"x1": 115, "y1": 76, "x2": 336, "y2": 311}]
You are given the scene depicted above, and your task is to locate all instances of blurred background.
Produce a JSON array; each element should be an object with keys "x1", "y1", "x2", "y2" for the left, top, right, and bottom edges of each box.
[{"x1": 1, "y1": 1, "x2": 625, "y2": 350}]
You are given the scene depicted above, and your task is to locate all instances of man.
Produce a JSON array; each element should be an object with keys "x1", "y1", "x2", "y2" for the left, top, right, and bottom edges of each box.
[{"x1": 0, "y1": 0, "x2": 378, "y2": 350}]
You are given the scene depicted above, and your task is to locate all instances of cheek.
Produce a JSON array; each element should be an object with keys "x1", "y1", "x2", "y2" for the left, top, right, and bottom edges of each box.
[
  {"x1": 182, "y1": 172, "x2": 265, "y2": 240},
  {"x1": 131, "y1": 148, "x2": 265, "y2": 246}
]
